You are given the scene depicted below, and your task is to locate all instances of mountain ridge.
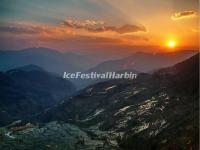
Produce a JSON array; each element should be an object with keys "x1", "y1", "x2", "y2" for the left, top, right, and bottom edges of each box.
[
  {"x1": 35, "y1": 53, "x2": 198, "y2": 150},
  {"x1": 88, "y1": 50, "x2": 198, "y2": 73}
]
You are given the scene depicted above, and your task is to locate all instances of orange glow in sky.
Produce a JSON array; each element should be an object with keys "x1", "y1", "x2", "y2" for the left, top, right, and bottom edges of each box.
[{"x1": 0, "y1": 0, "x2": 198, "y2": 52}]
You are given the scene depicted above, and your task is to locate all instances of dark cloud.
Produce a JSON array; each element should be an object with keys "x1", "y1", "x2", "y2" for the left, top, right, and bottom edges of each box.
[
  {"x1": 171, "y1": 11, "x2": 196, "y2": 20},
  {"x1": 116, "y1": 24, "x2": 146, "y2": 34},
  {"x1": 62, "y1": 19, "x2": 146, "y2": 34},
  {"x1": 0, "y1": 25, "x2": 45, "y2": 34}
]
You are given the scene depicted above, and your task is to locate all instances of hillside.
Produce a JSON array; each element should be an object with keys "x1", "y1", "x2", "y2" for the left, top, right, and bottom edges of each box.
[
  {"x1": 38, "y1": 53, "x2": 199, "y2": 149},
  {"x1": 0, "y1": 65, "x2": 76, "y2": 126}
]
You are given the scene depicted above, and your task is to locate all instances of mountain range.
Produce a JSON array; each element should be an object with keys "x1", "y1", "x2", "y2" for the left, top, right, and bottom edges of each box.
[
  {"x1": 0, "y1": 48, "x2": 197, "y2": 90},
  {"x1": 88, "y1": 50, "x2": 197, "y2": 73},
  {"x1": 0, "y1": 51, "x2": 198, "y2": 150},
  {"x1": 74, "y1": 50, "x2": 198, "y2": 89},
  {"x1": 0, "y1": 47, "x2": 98, "y2": 74},
  {"x1": 0, "y1": 65, "x2": 76, "y2": 126},
  {"x1": 34, "y1": 53, "x2": 198, "y2": 149}
]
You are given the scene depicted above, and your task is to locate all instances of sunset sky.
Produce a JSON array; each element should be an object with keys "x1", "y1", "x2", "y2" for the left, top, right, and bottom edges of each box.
[{"x1": 0, "y1": 0, "x2": 198, "y2": 53}]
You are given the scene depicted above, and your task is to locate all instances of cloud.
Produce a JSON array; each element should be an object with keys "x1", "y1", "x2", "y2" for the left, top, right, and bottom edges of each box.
[
  {"x1": 62, "y1": 19, "x2": 105, "y2": 28},
  {"x1": 116, "y1": 24, "x2": 146, "y2": 34},
  {"x1": 0, "y1": 23, "x2": 75, "y2": 39},
  {"x1": 171, "y1": 11, "x2": 196, "y2": 20},
  {"x1": 62, "y1": 19, "x2": 146, "y2": 34},
  {"x1": 0, "y1": 24, "x2": 53, "y2": 35},
  {"x1": 0, "y1": 26, "x2": 41, "y2": 34},
  {"x1": 0, "y1": 20, "x2": 147, "y2": 36},
  {"x1": 0, "y1": 22, "x2": 148, "y2": 50}
]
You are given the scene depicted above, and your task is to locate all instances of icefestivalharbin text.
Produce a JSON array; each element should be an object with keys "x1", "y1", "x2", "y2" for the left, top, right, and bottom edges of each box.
[{"x1": 63, "y1": 72, "x2": 137, "y2": 80}]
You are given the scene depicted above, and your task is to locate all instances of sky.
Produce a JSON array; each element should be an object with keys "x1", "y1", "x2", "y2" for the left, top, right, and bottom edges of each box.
[{"x1": 0, "y1": 0, "x2": 199, "y2": 53}]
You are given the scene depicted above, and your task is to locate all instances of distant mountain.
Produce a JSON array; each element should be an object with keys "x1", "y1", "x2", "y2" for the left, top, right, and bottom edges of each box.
[
  {"x1": 37, "y1": 53, "x2": 198, "y2": 149},
  {"x1": 1, "y1": 48, "x2": 197, "y2": 91},
  {"x1": 63, "y1": 52, "x2": 99, "y2": 70},
  {"x1": 88, "y1": 50, "x2": 198, "y2": 73},
  {"x1": 0, "y1": 65, "x2": 76, "y2": 126},
  {"x1": 74, "y1": 50, "x2": 197, "y2": 89},
  {"x1": 0, "y1": 47, "x2": 97, "y2": 75}
]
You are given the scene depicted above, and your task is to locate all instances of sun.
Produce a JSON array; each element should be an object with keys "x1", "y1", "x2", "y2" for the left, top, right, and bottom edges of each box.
[{"x1": 167, "y1": 40, "x2": 176, "y2": 48}]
